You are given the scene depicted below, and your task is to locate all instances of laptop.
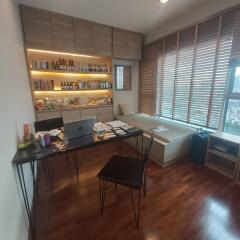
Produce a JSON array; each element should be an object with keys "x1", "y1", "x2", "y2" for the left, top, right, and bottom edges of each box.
[{"x1": 62, "y1": 117, "x2": 96, "y2": 141}]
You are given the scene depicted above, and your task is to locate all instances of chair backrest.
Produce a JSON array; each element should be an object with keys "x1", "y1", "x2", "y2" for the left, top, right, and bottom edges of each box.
[
  {"x1": 34, "y1": 117, "x2": 64, "y2": 132},
  {"x1": 142, "y1": 134, "x2": 154, "y2": 170}
]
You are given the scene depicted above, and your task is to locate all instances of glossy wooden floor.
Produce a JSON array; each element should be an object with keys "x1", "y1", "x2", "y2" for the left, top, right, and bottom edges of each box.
[{"x1": 34, "y1": 142, "x2": 240, "y2": 240}]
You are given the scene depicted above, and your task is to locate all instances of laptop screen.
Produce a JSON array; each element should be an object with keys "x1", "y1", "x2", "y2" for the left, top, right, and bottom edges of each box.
[{"x1": 63, "y1": 117, "x2": 96, "y2": 140}]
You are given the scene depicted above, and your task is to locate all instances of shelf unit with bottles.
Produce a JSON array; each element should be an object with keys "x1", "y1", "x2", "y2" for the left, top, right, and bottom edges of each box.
[{"x1": 26, "y1": 49, "x2": 113, "y2": 114}]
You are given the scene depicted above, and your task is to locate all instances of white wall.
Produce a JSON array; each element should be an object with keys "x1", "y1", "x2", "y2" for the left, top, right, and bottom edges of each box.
[
  {"x1": 145, "y1": 0, "x2": 240, "y2": 44},
  {"x1": 0, "y1": 0, "x2": 35, "y2": 239},
  {"x1": 112, "y1": 59, "x2": 139, "y2": 116}
]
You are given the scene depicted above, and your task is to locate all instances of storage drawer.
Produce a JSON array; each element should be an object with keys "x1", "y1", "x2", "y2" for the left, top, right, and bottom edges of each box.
[
  {"x1": 81, "y1": 108, "x2": 98, "y2": 120},
  {"x1": 36, "y1": 111, "x2": 61, "y2": 121},
  {"x1": 61, "y1": 110, "x2": 81, "y2": 123},
  {"x1": 97, "y1": 107, "x2": 113, "y2": 122}
]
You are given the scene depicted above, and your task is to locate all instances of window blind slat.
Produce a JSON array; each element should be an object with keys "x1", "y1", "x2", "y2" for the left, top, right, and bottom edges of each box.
[
  {"x1": 174, "y1": 27, "x2": 195, "y2": 121},
  {"x1": 231, "y1": 10, "x2": 240, "y2": 58},
  {"x1": 159, "y1": 35, "x2": 178, "y2": 118},
  {"x1": 208, "y1": 12, "x2": 235, "y2": 129},
  {"x1": 189, "y1": 17, "x2": 219, "y2": 126},
  {"x1": 139, "y1": 42, "x2": 160, "y2": 115}
]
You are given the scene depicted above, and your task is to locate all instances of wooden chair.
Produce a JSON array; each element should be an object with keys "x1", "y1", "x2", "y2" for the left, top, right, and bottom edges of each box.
[{"x1": 97, "y1": 134, "x2": 154, "y2": 228}]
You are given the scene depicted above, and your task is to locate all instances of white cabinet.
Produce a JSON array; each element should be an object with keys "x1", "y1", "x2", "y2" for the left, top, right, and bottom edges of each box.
[
  {"x1": 61, "y1": 110, "x2": 81, "y2": 123},
  {"x1": 36, "y1": 111, "x2": 61, "y2": 121},
  {"x1": 36, "y1": 106, "x2": 113, "y2": 123},
  {"x1": 80, "y1": 108, "x2": 98, "y2": 120},
  {"x1": 97, "y1": 106, "x2": 113, "y2": 122}
]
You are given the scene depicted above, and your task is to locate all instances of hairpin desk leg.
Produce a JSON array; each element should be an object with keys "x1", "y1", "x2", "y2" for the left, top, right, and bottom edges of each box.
[{"x1": 16, "y1": 163, "x2": 35, "y2": 238}]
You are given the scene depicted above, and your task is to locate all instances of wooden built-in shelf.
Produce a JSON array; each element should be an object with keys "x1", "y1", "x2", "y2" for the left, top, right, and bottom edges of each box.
[
  {"x1": 34, "y1": 89, "x2": 112, "y2": 91},
  {"x1": 30, "y1": 69, "x2": 112, "y2": 75}
]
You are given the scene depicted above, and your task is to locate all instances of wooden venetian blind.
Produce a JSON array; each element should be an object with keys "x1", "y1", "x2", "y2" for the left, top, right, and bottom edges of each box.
[
  {"x1": 160, "y1": 35, "x2": 178, "y2": 118},
  {"x1": 139, "y1": 43, "x2": 157, "y2": 115},
  {"x1": 207, "y1": 11, "x2": 235, "y2": 129},
  {"x1": 173, "y1": 27, "x2": 195, "y2": 122},
  {"x1": 231, "y1": 10, "x2": 240, "y2": 58},
  {"x1": 140, "y1": 8, "x2": 239, "y2": 129},
  {"x1": 188, "y1": 17, "x2": 220, "y2": 126},
  {"x1": 123, "y1": 66, "x2": 132, "y2": 90}
]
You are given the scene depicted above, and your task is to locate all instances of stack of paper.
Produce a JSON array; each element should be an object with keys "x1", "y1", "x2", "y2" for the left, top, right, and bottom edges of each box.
[
  {"x1": 106, "y1": 120, "x2": 128, "y2": 128},
  {"x1": 94, "y1": 122, "x2": 112, "y2": 133}
]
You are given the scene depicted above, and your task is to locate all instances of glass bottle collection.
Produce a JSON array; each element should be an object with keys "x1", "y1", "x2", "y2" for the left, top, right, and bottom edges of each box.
[
  {"x1": 61, "y1": 80, "x2": 112, "y2": 90},
  {"x1": 31, "y1": 58, "x2": 111, "y2": 73},
  {"x1": 33, "y1": 79, "x2": 54, "y2": 91}
]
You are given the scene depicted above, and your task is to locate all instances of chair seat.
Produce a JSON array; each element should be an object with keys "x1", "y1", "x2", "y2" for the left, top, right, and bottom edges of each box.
[{"x1": 97, "y1": 155, "x2": 144, "y2": 189}]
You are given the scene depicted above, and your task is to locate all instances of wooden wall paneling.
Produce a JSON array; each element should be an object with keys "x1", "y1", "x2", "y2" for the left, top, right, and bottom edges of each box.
[
  {"x1": 20, "y1": 5, "x2": 53, "y2": 50},
  {"x1": 97, "y1": 106, "x2": 113, "y2": 122},
  {"x1": 113, "y1": 28, "x2": 129, "y2": 59},
  {"x1": 113, "y1": 28, "x2": 142, "y2": 60},
  {"x1": 92, "y1": 23, "x2": 112, "y2": 56},
  {"x1": 74, "y1": 18, "x2": 112, "y2": 56},
  {"x1": 50, "y1": 13, "x2": 75, "y2": 52},
  {"x1": 127, "y1": 31, "x2": 143, "y2": 60},
  {"x1": 73, "y1": 18, "x2": 95, "y2": 55}
]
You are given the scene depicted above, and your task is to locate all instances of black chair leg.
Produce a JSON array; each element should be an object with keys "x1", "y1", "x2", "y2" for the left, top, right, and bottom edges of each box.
[
  {"x1": 129, "y1": 188, "x2": 141, "y2": 228},
  {"x1": 99, "y1": 179, "x2": 107, "y2": 215},
  {"x1": 143, "y1": 170, "x2": 147, "y2": 197}
]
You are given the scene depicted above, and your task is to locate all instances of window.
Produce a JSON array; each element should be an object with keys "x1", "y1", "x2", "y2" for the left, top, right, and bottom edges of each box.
[
  {"x1": 224, "y1": 65, "x2": 240, "y2": 136},
  {"x1": 115, "y1": 65, "x2": 132, "y2": 91},
  {"x1": 152, "y1": 12, "x2": 236, "y2": 130},
  {"x1": 116, "y1": 66, "x2": 124, "y2": 90}
]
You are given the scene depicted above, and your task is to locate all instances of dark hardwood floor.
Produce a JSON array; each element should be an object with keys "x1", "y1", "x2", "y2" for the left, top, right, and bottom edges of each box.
[{"x1": 34, "y1": 141, "x2": 240, "y2": 240}]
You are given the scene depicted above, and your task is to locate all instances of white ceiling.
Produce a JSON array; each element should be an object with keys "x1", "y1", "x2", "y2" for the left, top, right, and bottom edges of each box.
[{"x1": 17, "y1": 0, "x2": 240, "y2": 38}]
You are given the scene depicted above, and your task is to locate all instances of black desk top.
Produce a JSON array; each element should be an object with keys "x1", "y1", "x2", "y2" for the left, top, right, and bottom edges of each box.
[{"x1": 12, "y1": 130, "x2": 142, "y2": 165}]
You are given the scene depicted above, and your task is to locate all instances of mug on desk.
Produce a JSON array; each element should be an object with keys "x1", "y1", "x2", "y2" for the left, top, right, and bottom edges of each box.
[{"x1": 39, "y1": 133, "x2": 51, "y2": 147}]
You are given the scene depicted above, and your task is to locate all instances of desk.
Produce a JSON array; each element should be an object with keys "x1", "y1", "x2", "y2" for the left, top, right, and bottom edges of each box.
[{"x1": 12, "y1": 129, "x2": 143, "y2": 237}]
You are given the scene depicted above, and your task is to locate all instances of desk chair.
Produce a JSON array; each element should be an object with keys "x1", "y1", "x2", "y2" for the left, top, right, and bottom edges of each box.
[
  {"x1": 97, "y1": 134, "x2": 153, "y2": 228},
  {"x1": 34, "y1": 117, "x2": 64, "y2": 133}
]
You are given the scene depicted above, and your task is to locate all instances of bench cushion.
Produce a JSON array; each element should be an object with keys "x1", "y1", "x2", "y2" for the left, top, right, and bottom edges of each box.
[{"x1": 117, "y1": 114, "x2": 195, "y2": 143}]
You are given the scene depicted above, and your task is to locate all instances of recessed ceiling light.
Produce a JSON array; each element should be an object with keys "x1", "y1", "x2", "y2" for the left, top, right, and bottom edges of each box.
[{"x1": 160, "y1": 0, "x2": 168, "y2": 3}]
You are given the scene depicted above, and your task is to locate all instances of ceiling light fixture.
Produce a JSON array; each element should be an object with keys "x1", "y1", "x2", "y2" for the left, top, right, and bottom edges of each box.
[{"x1": 160, "y1": 0, "x2": 168, "y2": 3}]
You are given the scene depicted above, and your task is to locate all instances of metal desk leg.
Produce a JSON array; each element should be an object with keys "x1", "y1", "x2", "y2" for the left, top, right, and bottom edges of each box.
[
  {"x1": 45, "y1": 158, "x2": 54, "y2": 188},
  {"x1": 16, "y1": 164, "x2": 35, "y2": 237},
  {"x1": 30, "y1": 161, "x2": 38, "y2": 197}
]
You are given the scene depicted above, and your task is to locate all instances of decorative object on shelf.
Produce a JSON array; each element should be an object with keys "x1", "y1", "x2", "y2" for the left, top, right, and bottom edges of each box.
[
  {"x1": 34, "y1": 94, "x2": 112, "y2": 111},
  {"x1": 33, "y1": 79, "x2": 54, "y2": 91}
]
